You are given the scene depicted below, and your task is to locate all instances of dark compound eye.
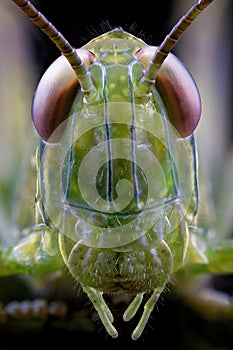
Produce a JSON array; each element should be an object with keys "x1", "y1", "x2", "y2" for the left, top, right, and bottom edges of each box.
[
  {"x1": 136, "y1": 46, "x2": 201, "y2": 137},
  {"x1": 32, "y1": 49, "x2": 95, "y2": 142},
  {"x1": 156, "y1": 54, "x2": 201, "y2": 137}
]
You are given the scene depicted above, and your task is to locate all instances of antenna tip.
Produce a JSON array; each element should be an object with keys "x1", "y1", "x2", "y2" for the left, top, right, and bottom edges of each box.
[{"x1": 199, "y1": 0, "x2": 214, "y2": 6}]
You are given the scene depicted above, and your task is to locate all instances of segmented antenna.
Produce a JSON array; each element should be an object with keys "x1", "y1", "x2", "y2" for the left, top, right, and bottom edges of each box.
[
  {"x1": 140, "y1": 0, "x2": 214, "y2": 88},
  {"x1": 12, "y1": 0, "x2": 96, "y2": 99}
]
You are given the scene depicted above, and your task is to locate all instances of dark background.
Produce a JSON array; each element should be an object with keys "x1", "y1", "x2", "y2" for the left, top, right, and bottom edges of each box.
[{"x1": 28, "y1": 0, "x2": 175, "y2": 76}]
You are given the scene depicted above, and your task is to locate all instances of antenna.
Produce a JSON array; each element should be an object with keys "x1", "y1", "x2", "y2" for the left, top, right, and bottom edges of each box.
[
  {"x1": 139, "y1": 0, "x2": 214, "y2": 91},
  {"x1": 12, "y1": 0, "x2": 96, "y2": 99}
]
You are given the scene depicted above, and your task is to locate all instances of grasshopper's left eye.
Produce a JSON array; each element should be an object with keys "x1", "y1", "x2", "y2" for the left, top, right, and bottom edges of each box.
[
  {"x1": 32, "y1": 49, "x2": 96, "y2": 142},
  {"x1": 136, "y1": 46, "x2": 201, "y2": 137}
]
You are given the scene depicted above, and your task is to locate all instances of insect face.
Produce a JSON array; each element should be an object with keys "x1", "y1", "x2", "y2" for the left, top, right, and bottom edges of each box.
[{"x1": 9, "y1": 0, "x2": 216, "y2": 340}]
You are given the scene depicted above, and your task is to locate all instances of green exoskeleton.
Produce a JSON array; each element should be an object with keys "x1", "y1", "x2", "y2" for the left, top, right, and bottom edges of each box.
[{"x1": 0, "y1": 0, "x2": 232, "y2": 340}]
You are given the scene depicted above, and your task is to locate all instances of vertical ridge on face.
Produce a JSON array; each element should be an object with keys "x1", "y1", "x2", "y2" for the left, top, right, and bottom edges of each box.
[
  {"x1": 128, "y1": 62, "x2": 140, "y2": 207},
  {"x1": 101, "y1": 64, "x2": 113, "y2": 203}
]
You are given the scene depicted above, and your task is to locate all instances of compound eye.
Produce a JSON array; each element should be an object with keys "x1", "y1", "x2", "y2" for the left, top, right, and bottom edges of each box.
[
  {"x1": 136, "y1": 46, "x2": 201, "y2": 137},
  {"x1": 32, "y1": 49, "x2": 96, "y2": 142}
]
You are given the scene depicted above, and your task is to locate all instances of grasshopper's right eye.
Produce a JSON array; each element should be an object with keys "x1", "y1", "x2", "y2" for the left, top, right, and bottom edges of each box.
[
  {"x1": 32, "y1": 49, "x2": 95, "y2": 142},
  {"x1": 136, "y1": 46, "x2": 201, "y2": 137}
]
